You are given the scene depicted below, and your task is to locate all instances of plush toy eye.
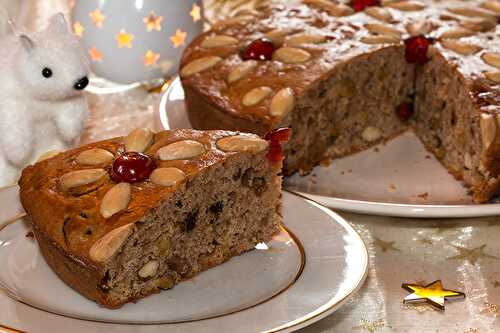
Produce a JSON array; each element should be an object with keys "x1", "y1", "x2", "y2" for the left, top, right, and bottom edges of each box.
[{"x1": 42, "y1": 67, "x2": 52, "y2": 78}]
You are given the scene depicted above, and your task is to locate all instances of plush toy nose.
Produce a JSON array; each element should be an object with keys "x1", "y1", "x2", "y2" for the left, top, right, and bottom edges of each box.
[{"x1": 74, "y1": 76, "x2": 89, "y2": 90}]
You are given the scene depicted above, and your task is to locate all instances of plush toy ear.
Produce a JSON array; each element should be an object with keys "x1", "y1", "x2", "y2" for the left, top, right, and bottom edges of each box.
[
  {"x1": 47, "y1": 13, "x2": 68, "y2": 34},
  {"x1": 19, "y1": 34, "x2": 34, "y2": 53}
]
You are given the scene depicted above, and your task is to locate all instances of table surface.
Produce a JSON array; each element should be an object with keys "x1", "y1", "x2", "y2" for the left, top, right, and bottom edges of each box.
[{"x1": 4, "y1": 1, "x2": 500, "y2": 333}]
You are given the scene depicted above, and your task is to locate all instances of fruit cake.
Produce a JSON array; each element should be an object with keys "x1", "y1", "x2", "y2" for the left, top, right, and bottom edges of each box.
[
  {"x1": 18, "y1": 128, "x2": 288, "y2": 308},
  {"x1": 180, "y1": 0, "x2": 500, "y2": 202}
]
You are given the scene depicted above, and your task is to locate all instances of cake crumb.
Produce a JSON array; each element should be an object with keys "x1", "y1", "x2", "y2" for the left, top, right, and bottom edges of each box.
[
  {"x1": 374, "y1": 147, "x2": 380, "y2": 153},
  {"x1": 425, "y1": 155, "x2": 431, "y2": 159},
  {"x1": 388, "y1": 184, "x2": 397, "y2": 192},
  {"x1": 320, "y1": 157, "x2": 332, "y2": 167},
  {"x1": 417, "y1": 192, "x2": 429, "y2": 200},
  {"x1": 25, "y1": 231, "x2": 34, "y2": 238},
  {"x1": 347, "y1": 169, "x2": 352, "y2": 174}
]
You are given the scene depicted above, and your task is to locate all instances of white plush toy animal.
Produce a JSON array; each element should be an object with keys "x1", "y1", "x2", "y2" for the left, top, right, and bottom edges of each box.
[{"x1": 0, "y1": 13, "x2": 90, "y2": 187}]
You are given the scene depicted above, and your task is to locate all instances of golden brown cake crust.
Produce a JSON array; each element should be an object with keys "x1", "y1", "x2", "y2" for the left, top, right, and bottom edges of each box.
[{"x1": 19, "y1": 129, "x2": 279, "y2": 308}]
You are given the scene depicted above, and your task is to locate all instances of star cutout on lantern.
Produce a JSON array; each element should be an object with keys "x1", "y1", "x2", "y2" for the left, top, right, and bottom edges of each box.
[
  {"x1": 170, "y1": 29, "x2": 187, "y2": 48},
  {"x1": 89, "y1": 47, "x2": 103, "y2": 62},
  {"x1": 115, "y1": 30, "x2": 134, "y2": 48},
  {"x1": 447, "y1": 244, "x2": 498, "y2": 265},
  {"x1": 190, "y1": 4, "x2": 202, "y2": 22},
  {"x1": 143, "y1": 11, "x2": 163, "y2": 31},
  {"x1": 402, "y1": 280, "x2": 465, "y2": 311},
  {"x1": 89, "y1": 8, "x2": 106, "y2": 28},
  {"x1": 373, "y1": 237, "x2": 400, "y2": 253},
  {"x1": 143, "y1": 50, "x2": 160, "y2": 66},
  {"x1": 73, "y1": 21, "x2": 84, "y2": 37}
]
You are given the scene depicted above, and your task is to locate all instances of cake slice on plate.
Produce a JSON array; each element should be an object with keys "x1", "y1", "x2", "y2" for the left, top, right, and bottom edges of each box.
[{"x1": 18, "y1": 128, "x2": 288, "y2": 308}]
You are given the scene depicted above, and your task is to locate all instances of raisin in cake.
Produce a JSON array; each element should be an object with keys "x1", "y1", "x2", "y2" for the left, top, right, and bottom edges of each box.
[
  {"x1": 180, "y1": 0, "x2": 500, "y2": 202},
  {"x1": 18, "y1": 128, "x2": 287, "y2": 308}
]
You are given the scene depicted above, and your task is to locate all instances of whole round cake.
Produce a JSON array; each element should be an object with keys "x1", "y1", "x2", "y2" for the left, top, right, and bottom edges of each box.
[{"x1": 180, "y1": 0, "x2": 500, "y2": 203}]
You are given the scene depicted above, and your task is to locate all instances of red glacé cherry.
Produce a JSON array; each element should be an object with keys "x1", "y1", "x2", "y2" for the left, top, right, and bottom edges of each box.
[
  {"x1": 265, "y1": 128, "x2": 292, "y2": 163},
  {"x1": 350, "y1": 0, "x2": 380, "y2": 12},
  {"x1": 396, "y1": 102, "x2": 414, "y2": 121},
  {"x1": 404, "y1": 36, "x2": 432, "y2": 64},
  {"x1": 242, "y1": 38, "x2": 275, "y2": 61},
  {"x1": 111, "y1": 152, "x2": 155, "y2": 183}
]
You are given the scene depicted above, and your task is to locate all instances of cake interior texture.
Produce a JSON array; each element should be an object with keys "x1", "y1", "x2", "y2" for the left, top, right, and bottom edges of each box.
[{"x1": 35, "y1": 152, "x2": 281, "y2": 308}]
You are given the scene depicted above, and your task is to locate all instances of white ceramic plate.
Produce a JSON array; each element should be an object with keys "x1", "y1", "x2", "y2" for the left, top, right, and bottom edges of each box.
[
  {"x1": 157, "y1": 77, "x2": 500, "y2": 218},
  {"x1": 0, "y1": 189, "x2": 367, "y2": 333}
]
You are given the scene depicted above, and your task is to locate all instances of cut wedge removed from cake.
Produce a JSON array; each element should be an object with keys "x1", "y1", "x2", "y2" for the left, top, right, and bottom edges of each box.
[{"x1": 18, "y1": 128, "x2": 287, "y2": 308}]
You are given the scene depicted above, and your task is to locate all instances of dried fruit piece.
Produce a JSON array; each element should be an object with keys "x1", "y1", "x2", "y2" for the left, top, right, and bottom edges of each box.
[
  {"x1": 351, "y1": 0, "x2": 380, "y2": 12},
  {"x1": 265, "y1": 128, "x2": 292, "y2": 162},
  {"x1": 242, "y1": 87, "x2": 273, "y2": 106},
  {"x1": 482, "y1": 52, "x2": 500, "y2": 69},
  {"x1": 404, "y1": 35, "x2": 432, "y2": 64},
  {"x1": 180, "y1": 56, "x2": 222, "y2": 77},
  {"x1": 157, "y1": 140, "x2": 206, "y2": 161},
  {"x1": 273, "y1": 47, "x2": 312, "y2": 63},
  {"x1": 484, "y1": 71, "x2": 500, "y2": 83},
  {"x1": 285, "y1": 33, "x2": 326, "y2": 46},
  {"x1": 242, "y1": 38, "x2": 275, "y2": 61},
  {"x1": 125, "y1": 128, "x2": 154, "y2": 153},
  {"x1": 217, "y1": 135, "x2": 269, "y2": 153},
  {"x1": 89, "y1": 223, "x2": 134, "y2": 263},
  {"x1": 481, "y1": 113, "x2": 497, "y2": 149},
  {"x1": 361, "y1": 126, "x2": 382, "y2": 142},
  {"x1": 270, "y1": 88, "x2": 295, "y2": 117},
  {"x1": 364, "y1": 23, "x2": 402, "y2": 37},
  {"x1": 364, "y1": 7, "x2": 393, "y2": 22},
  {"x1": 111, "y1": 152, "x2": 155, "y2": 183},
  {"x1": 76, "y1": 149, "x2": 114, "y2": 165},
  {"x1": 438, "y1": 27, "x2": 475, "y2": 39},
  {"x1": 395, "y1": 102, "x2": 414, "y2": 121},
  {"x1": 139, "y1": 260, "x2": 159, "y2": 278},
  {"x1": 385, "y1": 1, "x2": 426, "y2": 11},
  {"x1": 361, "y1": 35, "x2": 401, "y2": 44},
  {"x1": 227, "y1": 60, "x2": 258, "y2": 83},
  {"x1": 100, "y1": 182, "x2": 131, "y2": 219},
  {"x1": 60, "y1": 169, "x2": 108, "y2": 193},
  {"x1": 150, "y1": 167, "x2": 186, "y2": 187},
  {"x1": 201, "y1": 35, "x2": 238, "y2": 48},
  {"x1": 440, "y1": 40, "x2": 482, "y2": 55}
]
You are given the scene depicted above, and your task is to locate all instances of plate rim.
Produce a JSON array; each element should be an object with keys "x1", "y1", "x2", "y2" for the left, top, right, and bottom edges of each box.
[
  {"x1": 160, "y1": 77, "x2": 500, "y2": 219},
  {"x1": 0, "y1": 191, "x2": 368, "y2": 333}
]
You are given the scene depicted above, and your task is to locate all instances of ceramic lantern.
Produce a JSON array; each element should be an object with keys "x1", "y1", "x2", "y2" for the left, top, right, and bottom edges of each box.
[{"x1": 71, "y1": 0, "x2": 203, "y2": 84}]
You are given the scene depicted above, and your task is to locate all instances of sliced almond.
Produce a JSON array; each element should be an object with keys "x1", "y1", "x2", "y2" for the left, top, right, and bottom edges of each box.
[
  {"x1": 364, "y1": 23, "x2": 402, "y2": 38},
  {"x1": 242, "y1": 87, "x2": 273, "y2": 106},
  {"x1": 273, "y1": 47, "x2": 311, "y2": 64},
  {"x1": 150, "y1": 167, "x2": 186, "y2": 187},
  {"x1": 217, "y1": 135, "x2": 269, "y2": 154},
  {"x1": 89, "y1": 223, "x2": 134, "y2": 263},
  {"x1": 361, "y1": 126, "x2": 382, "y2": 142},
  {"x1": 482, "y1": 0, "x2": 500, "y2": 14},
  {"x1": 36, "y1": 150, "x2": 61, "y2": 162},
  {"x1": 180, "y1": 56, "x2": 222, "y2": 77},
  {"x1": 440, "y1": 40, "x2": 482, "y2": 55},
  {"x1": 201, "y1": 35, "x2": 238, "y2": 48},
  {"x1": 157, "y1": 140, "x2": 206, "y2": 161},
  {"x1": 270, "y1": 88, "x2": 295, "y2": 117},
  {"x1": 438, "y1": 27, "x2": 475, "y2": 39},
  {"x1": 60, "y1": 169, "x2": 107, "y2": 193},
  {"x1": 285, "y1": 33, "x2": 326, "y2": 46},
  {"x1": 138, "y1": 260, "x2": 159, "y2": 278},
  {"x1": 303, "y1": 0, "x2": 354, "y2": 16},
  {"x1": 481, "y1": 113, "x2": 497, "y2": 149},
  {"x1": 264, "y1": 29, "x2": 294, "y2": 46},
  {"x1": 100, "y1": 182, "x2": 131, "y2": 219},
  {"x1": 460, "y1": 18, "x2": 497, "y2": 32},
  {"x1": 125, "y1": 128, "x2": 154, "y2": 153},
  {"x1": 448, "y1": 6, "x2": 496, "y2": 20},
  {"x1": 484, "y1": 71, "x2": 500, "y2": 83},
  {"x1": 481, "y1": 52, "x2": 500, "y2": 68},
  {"x1": 76, "y1": 149, "x2": 114, "y2": 165},
  {"x1": 385, "y1": 1, "x2": 426, "y2": 11},
  {"x1": 212, "y1": 15, "x2": 254, "y2": 30},
  {"x1": 227, "y1": 60, "x2": 258, "y2": 83},
  {"x1": 360, "y1": 35, "x2": 401, "y2": 44},
  {"x1": 364, "y1": 7, "x2": 394, "y2": 23},
  {"x1": 406, "y1": 21, "x2": 434, "y2": 36}
]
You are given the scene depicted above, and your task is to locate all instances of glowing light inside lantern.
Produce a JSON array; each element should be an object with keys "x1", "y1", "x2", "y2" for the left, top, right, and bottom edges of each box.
[
  {"x1": 190, "y1": 4, "x2": 202, "y2": 22},
  {"x1": 143, "y1": 11, "x2": 163, "y2": 31},
  {"x1": 115, "y1": 29, "x2": 134, "y2": 48},
  {"x1": 170, "y1": 29, "x2": 187, "y2": 48},
  {"x1": 89, "y1": 47, "x2": 103, "y2": 62},
  {"x1": 89, "y1": 8, "x2": 106, "y2": 28},
  {"x1": 73, "y1": 21, "x2": 84, "y2": 37},
  {"x1": 143, "y1": 50, "x2": 160, "y2": 66}
]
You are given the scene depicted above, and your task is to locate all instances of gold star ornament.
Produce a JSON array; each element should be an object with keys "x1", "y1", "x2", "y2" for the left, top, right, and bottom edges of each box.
[
  {"x1": 89, "y1": 8, "x2": 106, "y2": 28},
  {"x1": 115, "y1": 30, "x2": 134, "y2": 48},
  {"x1": 402, "y1": 280, "x2": 465, "y2": 311},
  {"x1": 170, "y1": 29, "x2": 187, "y2": 48},
  {"x1": 190, "y1": 4, "x2": 202, "y2": 22},
  {"x1": 143, "y1": 11, "x2": 163, "y2": 31}
]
